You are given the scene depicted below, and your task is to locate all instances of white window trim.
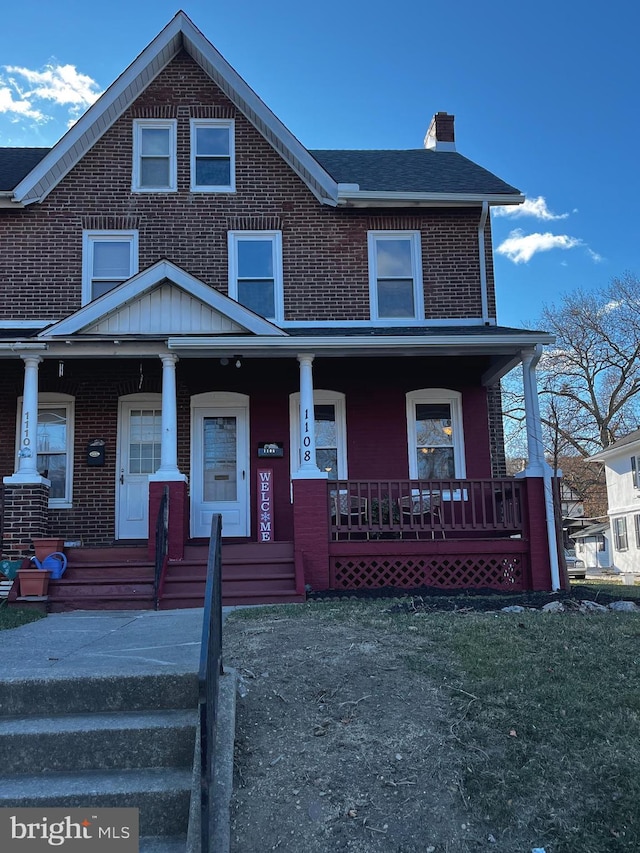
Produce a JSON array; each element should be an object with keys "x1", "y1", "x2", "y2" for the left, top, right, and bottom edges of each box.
[
  {"x1": 406, "y1": 388, "x2": 466, "y2": 479},
  {"x1": 614, "y1": 515, "x2": 629, "y2": 552},
  {"x1": 289, "y1": 390, "x2": 347, "y2": 479},
  {"x1": 228, "y1": 230, "x2": 283, "y2": 322},
  {"x1": 368, "y1": 231, "x2": 424, "y2": 321},
  {"x1": 190, "y1": 118, "x2": 235, "y2": 192},
  {"x1": 16, "y1": 392, "x2": 75, "y2": 508},
  {"x1": 132, "y1": 119, "x2": 177, "y2": 192},
  {"x1": 82, "y1": 230, "x2": 139, "y2": 305}
]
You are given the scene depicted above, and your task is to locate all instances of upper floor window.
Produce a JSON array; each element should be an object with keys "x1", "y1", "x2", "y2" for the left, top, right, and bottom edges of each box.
[
  {"x1": 632, "y1": 456, "x2": 639, "y2": 489},
  {"x1": 228, "y1": 231, "x2": 283, "y2": 321},
  {"x1": 190, "y1": 119, "x2": 235, "y2": 192},
  {"x1": 132, "y1": 120, "x2": 177, "y2": 192},
  {"x1": 368, "y1": 231, "x2": 424, "y2": 321},
  {"x1": 614, "y1": 516, "x2": 628, "y2": 552},
  {"x1": 82, "y1": 231, "x2": 138, "y2": 304},
  {"x1": 16, "y1": 393, "x2": 75, "y2": 508},
  {"x1": 406, "y1": 389, "x2": 466, "y2": 479},
  {"x1": 289, "y1": 391, "x2": 347, "y2": 480}
]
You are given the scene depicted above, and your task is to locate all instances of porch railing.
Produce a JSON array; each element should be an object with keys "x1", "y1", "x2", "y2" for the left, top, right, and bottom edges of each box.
[
  {"x1": 329, "y1": 478, "x2": 524, "y2": 540},
  {"x1": 198, "y1": 513, "x2": 223, "y2": 853},
  {"x1": 153, "y1": 485, "x2": 169, "y2": 609}
]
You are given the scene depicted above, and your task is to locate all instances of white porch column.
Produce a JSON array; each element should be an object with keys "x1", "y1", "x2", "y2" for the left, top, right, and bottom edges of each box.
[
  {"x1": 3, "y1": 355, "x2": 49, "y2": 486},
  {"x1": 516, "y1": 345, "x2": 561, "y2": 590},
  {"x1": 293, "y1": 353, "x2": 327, "y2": 479},
  {"x1": 521, "y1": 346, "x2": 546, "y2": 477},
  {"x1": 150, "y1": 353, "x2": 187, "y2": 482}
]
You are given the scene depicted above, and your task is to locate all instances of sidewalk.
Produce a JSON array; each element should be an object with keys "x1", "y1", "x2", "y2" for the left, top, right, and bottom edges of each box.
[{"x1": 0, "y1": 609, "x2": 205, "y2": 677}]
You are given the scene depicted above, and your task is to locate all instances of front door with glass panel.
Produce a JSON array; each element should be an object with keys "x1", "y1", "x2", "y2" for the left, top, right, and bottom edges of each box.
[
  {"x1": 117, "y1": 400, "x2": 162, "y2": 539},
  {"x1": 191, "y1": 406, "x2": 249, "y2": 538}
]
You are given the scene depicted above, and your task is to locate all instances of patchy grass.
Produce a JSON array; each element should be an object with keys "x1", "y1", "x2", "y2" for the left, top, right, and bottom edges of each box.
[
  {"x1": 573, "y1": 579, "x2": 640, "y2": 599},
  {"x1": 0, "y1": 602, "x2": 45, "y2": 631},
  {"x1": 227, "y1": 597, "x2": 640, "y2": 851}
]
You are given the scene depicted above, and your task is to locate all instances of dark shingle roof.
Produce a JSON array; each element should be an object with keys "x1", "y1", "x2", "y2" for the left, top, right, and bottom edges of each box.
[
  {"x1": 0, "y1": 148, "x2": 49, "y2": 192},
  {"x1": 286, "y1": 325, "x2": 545, "y2": 338},
  {"x1": 0, "y1": 147, "x2": 519, "y2": 197},
  {"x1": 310, "y1": 149, "x2": 521, "y2": 195}
]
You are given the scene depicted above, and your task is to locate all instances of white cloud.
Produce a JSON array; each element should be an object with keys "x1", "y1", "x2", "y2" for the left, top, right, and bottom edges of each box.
[
  {"x1": 0, "y1": 86, "x2": 45, "y2": 121},
  {"x1": 493, "y1": 196, "x2": 569, "y2": 221},
  {"x1": 497, "y1": 229, "x2": 583, "y2": 264},
  {"x1": 0, "y1": 61, "x2": 102, "y2": 128}
]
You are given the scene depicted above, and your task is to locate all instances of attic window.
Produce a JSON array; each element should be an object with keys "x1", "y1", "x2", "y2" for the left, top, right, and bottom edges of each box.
[
  {"x1": 190, "y1": 119, "x2": 235, "y2": 192},
  {"x1": 132, "y1": 120, "x2": 177, "y2": 192}
]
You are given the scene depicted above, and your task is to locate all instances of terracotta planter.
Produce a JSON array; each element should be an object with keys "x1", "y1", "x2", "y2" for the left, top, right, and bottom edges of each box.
[
  {"x1": 32, "y1": 539, "x2": 65, "y2": 562},
  {"x1": 17, "y1": 569, "x2": 51, "y2": 597}
]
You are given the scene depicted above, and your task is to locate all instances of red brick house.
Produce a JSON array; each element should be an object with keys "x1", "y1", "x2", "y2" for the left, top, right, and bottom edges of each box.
[{"x1": 0, "y1": 13, "x2": 561, "y2": 608}]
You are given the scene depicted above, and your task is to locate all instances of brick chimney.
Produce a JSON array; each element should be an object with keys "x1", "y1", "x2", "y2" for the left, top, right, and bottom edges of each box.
[{"x1": 424, "y1": 112, "x2": 456, "y2": 151}]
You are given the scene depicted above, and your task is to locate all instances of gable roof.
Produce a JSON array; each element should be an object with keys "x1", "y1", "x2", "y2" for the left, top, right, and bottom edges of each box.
[
  {"x1": 589, "y1": 428, "x2": 640, "y2": 462},
  {"x1": 37, "y1": 260, "x2": 288, "y2": 338},
  {"x1": 312, "y1": 149, "x2": 520, "y2": 197},
  {"x1": 7, "y1": 11, "x2": 338, "y2": 207},
  {"x1": 0, "y1": 13, "x2": 523, "y2": 209}
]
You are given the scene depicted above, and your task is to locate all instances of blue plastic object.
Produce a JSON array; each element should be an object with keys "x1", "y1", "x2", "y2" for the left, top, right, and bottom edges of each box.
[{"x1": 31, "y1": 552, "x2": 67, "y2": 579}]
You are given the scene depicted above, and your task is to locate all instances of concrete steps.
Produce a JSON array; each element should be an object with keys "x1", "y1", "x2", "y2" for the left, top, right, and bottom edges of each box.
[{"x1": 0, "y1": 670, "x2": 199, "y2": 845}]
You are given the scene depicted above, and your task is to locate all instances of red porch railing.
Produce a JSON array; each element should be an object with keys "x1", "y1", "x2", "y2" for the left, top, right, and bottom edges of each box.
[{"x1": 328, "y1": 479, "x2": 523, "y2": 540}]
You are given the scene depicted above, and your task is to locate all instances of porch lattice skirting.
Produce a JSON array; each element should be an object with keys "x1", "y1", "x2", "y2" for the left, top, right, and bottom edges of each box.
[{"x1": 329, "y1": 547, "x2": 529, "y2": 591}]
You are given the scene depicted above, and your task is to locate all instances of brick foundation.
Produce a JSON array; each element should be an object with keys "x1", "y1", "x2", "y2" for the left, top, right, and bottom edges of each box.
[
  {"x1": 2, "y1": 484, "x2": 50, "y2": 559},
  {"x1": 292, "y1": 478, "x2": 330, "y2": 591}
]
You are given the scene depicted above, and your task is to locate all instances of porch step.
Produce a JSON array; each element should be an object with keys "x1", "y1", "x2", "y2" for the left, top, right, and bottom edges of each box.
[{"x1": 7, "y1": 542, "x2": 303, "y2": 611}]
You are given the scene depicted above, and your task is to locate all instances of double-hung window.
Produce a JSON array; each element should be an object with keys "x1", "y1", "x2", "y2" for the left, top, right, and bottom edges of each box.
[
  {"x1": 16, "y1": 393, "x2": 74, "y2": 508},
  {"x1": 635, "y1": 515, "x2": 640, "y2": 549},
  {"x1": 82, "y1": 231, "x2": 138, "y2": 303},
  {"x1": 132, "y1": 120, "x2": 177, "y2": 191},
  {"x1": 190, "y1": 119, "x2": 235, "y2": 192},
  {"x1": 228, "y1": 231, "x2": 283, "y2": 321},
  {"x1": 368, "y1": 231, "x2": 423, "y2": 320},
  {"x1": 289, "y1": 391, "x2": 347, "y2": 480},
  {"x1": 632, "y1": 456, "x2": 639, "y2": 489},
  {"x1": 406, "y1": 389, "x2": 466, "y2": 479},
  {"x1": 614, "y1": 516, "x2": 628, "y2": 551}
]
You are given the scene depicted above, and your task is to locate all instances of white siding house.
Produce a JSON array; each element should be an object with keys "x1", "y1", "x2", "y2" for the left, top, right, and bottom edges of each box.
[{"x1": 590, "y1": 430, "x2": 640, "y2": 575}]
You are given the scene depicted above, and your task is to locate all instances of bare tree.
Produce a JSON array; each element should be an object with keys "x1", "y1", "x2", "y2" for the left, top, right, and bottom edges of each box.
[{"x1": 503, "y1": 272, "x2": 640, "y2": 514}]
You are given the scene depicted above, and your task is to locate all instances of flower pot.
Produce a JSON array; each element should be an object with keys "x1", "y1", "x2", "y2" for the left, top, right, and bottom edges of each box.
[
  {"x1": 18, "y1": 569, "x2": 51, "y2": 597},
  {"x1": 31, "y1": 539, "x2": 65, "y2": 562}
]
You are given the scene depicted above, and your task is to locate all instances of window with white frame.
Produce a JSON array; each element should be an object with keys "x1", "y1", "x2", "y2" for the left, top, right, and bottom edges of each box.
[
  {"x1": 289, "y1": 391, "x2": 347, "y2": 480},
  {"x1": 368, "y1": 231, "x2": 423, "y2": 320},
  {"x1": 228, "y1": 231, "x2": 283, "y2": 321},
  {"x1": 132, "y1": 119, "x2": 177, "y2": 191},
  {"x1": 614, "y1": 516, "x2": 628, "y2": 551},
  {"x1": 635, "y1": 515, "x2": 640, "y2": 549},
  {"x1": 406, "y1": 389, "x2": 466, "y2": 479},
  {"x1": 16, "y1": 393, "x2": 75, "y2": 507},
  {"x1": 632, "y1": 456, "x2": 639, "y2": 489},
  {"x1": 82, "y1": 231, "x2": 138, "y2": 303},
  {"x1": 190, "y1": 119, "x2": 235, "y2": 192}
]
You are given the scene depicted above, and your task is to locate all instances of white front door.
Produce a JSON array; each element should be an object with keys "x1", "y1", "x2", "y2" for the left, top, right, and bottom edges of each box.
[
  {"x1": 191, "y1": 398, "x2": 249, "y2": 538},
  {"x1": 116, "y1": 396, "x2": 162, "y2": 539}
]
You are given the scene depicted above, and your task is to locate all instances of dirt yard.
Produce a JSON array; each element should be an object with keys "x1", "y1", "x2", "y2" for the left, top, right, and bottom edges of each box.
[{"x1": 224, "y1": 600, "x2": 509, "y2": 853}]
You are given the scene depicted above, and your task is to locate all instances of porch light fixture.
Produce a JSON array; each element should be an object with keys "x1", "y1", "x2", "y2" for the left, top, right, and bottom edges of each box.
[
  {"x1": 219, "y1": 357, "x2": 229, "y2": 366},
  {"x1": 234, "y1": 355, "x2": 242, "y2": 368}
]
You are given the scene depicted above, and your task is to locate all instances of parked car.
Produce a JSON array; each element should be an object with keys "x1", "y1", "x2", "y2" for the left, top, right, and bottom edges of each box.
[{"x1": 565, "y1": 548, "x2": 586, "y2": 580}]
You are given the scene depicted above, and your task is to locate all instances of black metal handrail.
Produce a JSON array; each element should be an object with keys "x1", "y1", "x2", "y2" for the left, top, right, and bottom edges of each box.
[
  {"x1": 198, "y1": 513, "x2": 223, "y2": 853},
  {"x1": 153, "y1": 485, "x2": 169, "y2": 610}
]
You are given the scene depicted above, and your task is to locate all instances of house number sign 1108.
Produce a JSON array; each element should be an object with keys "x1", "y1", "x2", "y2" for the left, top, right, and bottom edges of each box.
[{"x1": 303, "y1": 408, "x2": 312, "y2": 463}]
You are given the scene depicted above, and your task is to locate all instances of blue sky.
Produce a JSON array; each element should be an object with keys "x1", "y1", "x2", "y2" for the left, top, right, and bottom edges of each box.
[{"x1": 1, "y1": 0, "x2": 637, "y2": 329}]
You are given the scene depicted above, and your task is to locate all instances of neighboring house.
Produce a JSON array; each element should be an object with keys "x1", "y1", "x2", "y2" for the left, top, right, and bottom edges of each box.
[
  {"x1": 573, "y1": 522, "x2": 612, "y2": 572},
  {"x1": 0, "y1": 13, "x2": 559, "y2": 605},
  {"x1": 589, "y1": 430, "x2": 640, "y2": 574}
]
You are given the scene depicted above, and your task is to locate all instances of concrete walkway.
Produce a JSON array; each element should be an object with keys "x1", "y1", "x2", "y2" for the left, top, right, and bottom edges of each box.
[
  {"x1": 0, "y1": 608, "x2": 237, "y2": 853},
  {"x1": 0, "y1": 609, "x2": 206, "y2": 677}
]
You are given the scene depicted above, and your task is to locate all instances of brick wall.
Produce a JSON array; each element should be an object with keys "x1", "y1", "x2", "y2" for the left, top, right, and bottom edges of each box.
[{"x1": 0, "y1": 50, "x2": 495, "y2": 323}]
